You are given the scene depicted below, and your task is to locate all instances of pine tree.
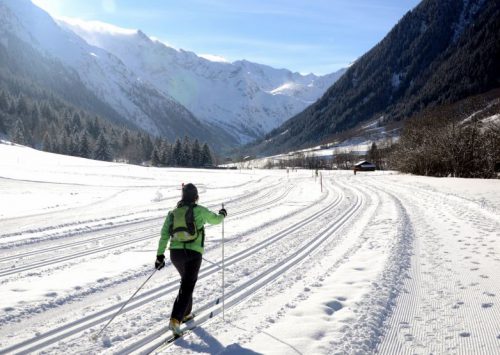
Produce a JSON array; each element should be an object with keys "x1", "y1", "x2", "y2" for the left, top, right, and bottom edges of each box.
[
  {"x1": 11, "y1": 119, "x2": 26, "y2": 145},
  {"x1": 16, "y1": 95, "x2": 30, "y2": 117},
  {"x1": 0, "y1": 111, "x2": 6, "y2": 133},
  {"x1": 71, "y1": 112, "x2": 82, "y2": 133},
  {"x1": 172, "y1": 138, "x2": 183, "y2": 166},
  {"x1": 59, "y1": 131, "x2": 70, "y2": 155},
  {"x1": 182, "y1": 136, "x2": 192, "y2": 166},
  {"x1": 41, "y1": 132, "x2": 52, "y2": 152},
  {"x1": 141, "y1": 135, "x2": 154, "y2": 162},
  {"x1": 121, "y1": 131, "x2": 130, "y2": 149},
  {"x1": 88, "y1": 117, "x2": 100, "y2": 139},
  {"x1": 79, "y1": 132, "x2": 90, "y2": 158},
  {"x1": 93, "y1": 133, "x2": 111, "y2": 161},
  {"x1": 0, "y1": 90, "x2": 9, "y2": 111},
  {"x1": 191, "y1": 139, "x2": 202, "y2": 167},
  {"x1": 368, "y1": 142, "x2": 379, "y2": 167},
  {"x1": 159, "y1": 140, "x2": 170, "y2": 166},
  {"x1": 28, "y1": 104, "x2": 40, "y2": 133},
  {"x1": 151, "y1": 147, "x2": 161, "y2": 166},
  {"x1": 201, "y1": 143, "x2": 213, "y2": 166}
]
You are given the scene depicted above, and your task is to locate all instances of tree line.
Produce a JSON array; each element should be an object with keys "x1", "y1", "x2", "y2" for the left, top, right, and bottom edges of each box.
[
  {"x1": 390, "y1": 111, "x2": 500, "y2": 178},
  {"x1": 0, "y1": 89, "x2": 214, "y2": 167}
]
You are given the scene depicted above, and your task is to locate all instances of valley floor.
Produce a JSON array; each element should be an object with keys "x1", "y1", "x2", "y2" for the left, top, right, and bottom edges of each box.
[{"x1": 0, "y1": 142, "x2": 499, "y2": 354}]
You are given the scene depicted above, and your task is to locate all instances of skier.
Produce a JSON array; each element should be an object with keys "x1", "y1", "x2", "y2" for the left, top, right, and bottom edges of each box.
[{"x1": 154, "y1": 183, "x2": 227, "y2": 336}]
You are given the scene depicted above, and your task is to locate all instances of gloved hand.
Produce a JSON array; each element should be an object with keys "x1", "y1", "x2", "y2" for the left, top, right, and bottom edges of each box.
[
  {"x1": 155, "y1": 254, "x2": 165, "y2": 270},
  {"x1": 218, "y1": 208, "x2": 227, "y2": 217}
]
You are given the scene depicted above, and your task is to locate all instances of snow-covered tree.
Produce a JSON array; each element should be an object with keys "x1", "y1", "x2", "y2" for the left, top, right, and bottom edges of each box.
[{"x1": 93, "y1": 133, "x2": 111, "y2": 161}]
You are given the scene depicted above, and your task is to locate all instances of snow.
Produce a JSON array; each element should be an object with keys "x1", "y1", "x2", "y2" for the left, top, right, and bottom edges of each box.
[
  {"x1": 56, "y1": 17, "x2": 346, "y2": 142},
  {"x1": 391, "y1": 73, "x2": 401, "y2": 89},
  {"x1": 57, "y1": 17, "x2": 138, "y2": 36},
  {"x1": 198, "y1": 54, "x2": 230, "y2": 63},
  {"x1": 0, "y1": 143, "x2": 499, "y2": 354}
]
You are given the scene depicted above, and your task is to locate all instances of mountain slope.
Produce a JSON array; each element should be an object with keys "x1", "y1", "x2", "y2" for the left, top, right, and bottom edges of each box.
[
  {"x1": 0, "y1": 0, "x2": 236, "y2": 151},
  {"x1": 253, "y1": 0, "x2": 500, "y2": 155},
  {"x1": 58, "y1": 18, "x2": 345, "y2": 143}
]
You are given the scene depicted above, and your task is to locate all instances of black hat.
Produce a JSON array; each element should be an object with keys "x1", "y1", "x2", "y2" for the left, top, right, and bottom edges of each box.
[{"x1": 182, "y1": 183, "x2": 198, "y2": 203}]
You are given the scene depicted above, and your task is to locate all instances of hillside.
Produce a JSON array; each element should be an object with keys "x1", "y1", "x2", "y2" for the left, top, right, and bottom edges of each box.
[
  {"x1": 0, "y1": 0, "x2": 238, "y2": 150},
  {"x1": 59, "y1": 18, "x2": 345, "y2": 143},
  {"x1": 251, "y1": 0, "x2": 500, "y2": 155}
]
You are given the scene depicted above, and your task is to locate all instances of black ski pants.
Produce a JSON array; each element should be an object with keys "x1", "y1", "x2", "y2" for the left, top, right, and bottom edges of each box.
[{"x1": 170, "y1": 249, "x2": 202, "y2": 322}]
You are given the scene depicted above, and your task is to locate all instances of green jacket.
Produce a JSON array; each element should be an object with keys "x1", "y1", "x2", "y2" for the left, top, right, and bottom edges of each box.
[{"x1": 157, "y1": 204, "x2": 224, "y2": 255}]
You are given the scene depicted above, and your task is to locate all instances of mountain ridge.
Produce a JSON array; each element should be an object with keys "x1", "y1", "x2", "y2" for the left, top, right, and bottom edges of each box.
[
  {"x1": 250, "y1": 0, "x2": 500, "y2": 156},
  {"x1": 58, "y1": 17, "x2": 346, "y2": 143}
]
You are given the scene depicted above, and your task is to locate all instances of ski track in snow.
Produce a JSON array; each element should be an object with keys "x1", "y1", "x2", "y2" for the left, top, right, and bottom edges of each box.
[
  {"x1": 369, "y1": 176, "x2": 500, "y2": 355},
  {"x1": 1, "y1": 147, "x2": 499, "y2": 354}
]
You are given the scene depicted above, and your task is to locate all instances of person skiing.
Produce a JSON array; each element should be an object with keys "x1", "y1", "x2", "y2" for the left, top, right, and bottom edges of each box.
[{"x1": 154, "y1": 183, "x2": 227, "y2": 336}]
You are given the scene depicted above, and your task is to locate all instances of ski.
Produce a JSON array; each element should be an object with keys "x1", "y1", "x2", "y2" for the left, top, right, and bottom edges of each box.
[
  {"x1": 147, "y1": 327, "x2": 196, "y2": 354},
  {"x1": 146, "y1": 298, "x2": 221, "y2": 354}
]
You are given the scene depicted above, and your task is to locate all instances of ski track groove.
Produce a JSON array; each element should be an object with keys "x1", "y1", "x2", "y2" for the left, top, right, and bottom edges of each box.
[
  {"x1": 0, "y1": 178, "x2": 283, "y2": 245},
  {"x1": 329, "y1": 181, "x2": 414, "y2": 354},
  {"x1": 0, "y1": 178, "x2": 340, "y2": 354},
  {"x1": 121, "y1": 179, "x2": 362, "y2": 354},
  {"x1": 0, "y1": 182, "x2": 295, "y2": 279},
  {"x1": 225, "y1": 178, "x2": 382, "y2": 354},
  {"x1": 0, "y1": 179, "x2": 323, "y2": 328},
  {"x1": 0, "y1": 179, "x2": 285, "y2": 262},
  {"x1": 365, "y1": 177, "x2": 500, "y2": 355}
]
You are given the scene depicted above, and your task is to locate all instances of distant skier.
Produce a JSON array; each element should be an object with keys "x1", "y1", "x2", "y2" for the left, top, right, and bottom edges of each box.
[{"x1": 154, "y1": 183, "x2": 227, "y2": 336}]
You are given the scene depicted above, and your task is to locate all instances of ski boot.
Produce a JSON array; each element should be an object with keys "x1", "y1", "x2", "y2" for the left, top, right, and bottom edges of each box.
[
  {"x1": 182, "y1": 313, "x2": 195, "y2": 323},
  {"x1": 169, "y1": 318, "x2": 182, "y2": 337}
]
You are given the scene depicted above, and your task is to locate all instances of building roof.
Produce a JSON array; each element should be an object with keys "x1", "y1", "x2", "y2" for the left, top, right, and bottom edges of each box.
[{"x1": 355, "y1": 160, "x2": 376, "y2": 167}]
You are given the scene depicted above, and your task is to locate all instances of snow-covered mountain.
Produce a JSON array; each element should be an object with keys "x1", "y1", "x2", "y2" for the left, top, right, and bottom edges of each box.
[
  {"x1": 0, "y1": 0, "x2": 235, "y2": 149},
  {"x1": 58, "y1": 18, "x2": 346, "y2": 143},
  {"x1": 0, "y1": 0, "x2": 344, "y2": 147}
]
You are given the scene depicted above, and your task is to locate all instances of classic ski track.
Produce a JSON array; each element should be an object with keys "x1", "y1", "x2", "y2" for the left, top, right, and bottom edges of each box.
[
  {"x1": 368, "y1": 177, "x2": 500, "y2": 222},
  {"x1": 0, "y1": 179, "x2": 323, "y2": 329},
  {"x1": 149, "y1": 179, "x2": 412, "y2": 355},
  {"x1": 367, "y1": 178, "x2": 500, "y2": 355},
  {"x1": 0, "y1": 177, "x2": 282, "y2": 242},
  {"x1": 0, "y1": 187, "x2": 176, "y2": 226},
  {"x1": 206, "y1": 178, "x2": 412, "y2": 355},
  {"x1": 116, "y1": 179, "x2": 364, "y2": 354},
  {"x1": 329, "y1": 180, "x2": 414, "y2": 353},
  {"x1": 224, "y1": 179, "x2": 383, "y2": 352},
  {"x1": 0, "y1": 178, "x2": 286, "y2": 263},
  {"x1": 0, "y1": 180, "x2": 341, "y2": 355},
  {"x1": 0, "y1": 181, "x2": 295, "y2": 279}
]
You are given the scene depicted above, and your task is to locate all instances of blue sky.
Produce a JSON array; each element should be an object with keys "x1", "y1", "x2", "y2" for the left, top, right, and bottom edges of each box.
[{"x1": 32, "y1": 0, "x2": 421, "y2": 75}]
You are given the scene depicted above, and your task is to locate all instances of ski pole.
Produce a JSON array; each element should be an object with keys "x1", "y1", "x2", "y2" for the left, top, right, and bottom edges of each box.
[
  {"x1": 222, "y1": 202, "x2": 225, "y2": 321},
  {"x1": 92, "y1": 268, "x2": 157, "y2": 340}
]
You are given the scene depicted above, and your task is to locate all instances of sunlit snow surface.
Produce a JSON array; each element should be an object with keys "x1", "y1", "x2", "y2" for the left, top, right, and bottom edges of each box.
[{"x1": 0, "y1": 141, "x2": 499, "y2": 354}]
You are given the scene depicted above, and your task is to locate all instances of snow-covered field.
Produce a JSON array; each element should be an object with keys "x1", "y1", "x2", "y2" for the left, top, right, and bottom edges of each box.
[{"x1": 0, "y1": 142, "x2": 499, "y2": 354}]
